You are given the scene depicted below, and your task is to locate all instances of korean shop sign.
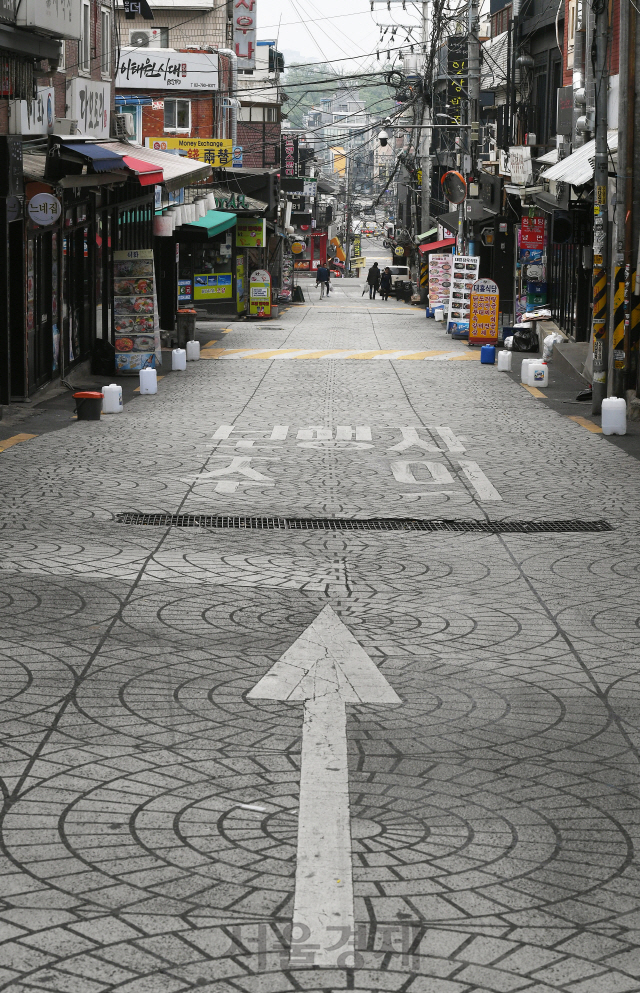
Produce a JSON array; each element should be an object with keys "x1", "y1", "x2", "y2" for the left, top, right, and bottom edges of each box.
[
  {"x1": 469, "y1": 278, "x2": 499, "y2": 345},
  {"x1": 147, "y1": 138, "x2": 233, "y2": 166},
  {"x1": 28, "y1": 193, "x2": 61, "y2": 227},
  {"x1": 234, "y1": 0, "x2": 257, "y2": 67},
  {"x1": 67, "y1": 79, "x2": 110, "y2": 138},
  {"x1": 116, "y1": 48, "x2": 219, "y2": 90},
  {"x1": 249, "y1": 268, "x2": 271, "y2": 318},
  {"x1": 236, "y1": 218, "x2": 266, "y2": 248}
]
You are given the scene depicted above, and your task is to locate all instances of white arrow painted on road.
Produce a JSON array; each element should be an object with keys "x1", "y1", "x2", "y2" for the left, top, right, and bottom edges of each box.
[{"x1": 248, "y1": 605, "x2": 401, "y2": 968}]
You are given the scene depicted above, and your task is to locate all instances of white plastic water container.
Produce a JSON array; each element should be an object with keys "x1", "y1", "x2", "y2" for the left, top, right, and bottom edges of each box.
[
  {"x1": 497, "y1": 350, "x2": 512, "y2": 372},
  {"x1": 434, "y1": 308, "x2": 444, "y2": 322},
  {"x1": 172, "y1": 348, "x2": 187, "y2": 371},
  {"x1": 186, "y1": 340, "x2": 200, "y2": 361},
  {"x1": 102, "y1": 383, "x2": 123, "y2": 413},
  {"x1": 520, "y1": 358, "x2": 534, "y2": 384},
  {"x1": 602, "y1": 396, "x2": 627, "y2": 435},
  {"x1": 528, "y1": 360, "x2": 549, "y2": 387},
  {"x1": 139, "y1": 368, "x2": 157, "y2": 394}
]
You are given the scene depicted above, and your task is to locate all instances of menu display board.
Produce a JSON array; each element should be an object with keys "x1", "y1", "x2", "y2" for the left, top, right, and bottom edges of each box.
[
  {"x1": 113, "y1": 249, "x2": 161, "y2": 373},
  {"x1": 428, "y1": 254, "x2": 453, "y2": 311},
  {"x1": 448, "y1": 255, "x2": 480, "y2": 338},
  {"x1": 469, "y1": 278, "x2": 499, "y2": 345}
]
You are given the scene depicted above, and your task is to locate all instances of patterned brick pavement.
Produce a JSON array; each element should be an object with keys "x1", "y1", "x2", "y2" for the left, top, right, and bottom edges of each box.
[{"x1": 1, "y1": 279, "x2": 640, "y2": 991}]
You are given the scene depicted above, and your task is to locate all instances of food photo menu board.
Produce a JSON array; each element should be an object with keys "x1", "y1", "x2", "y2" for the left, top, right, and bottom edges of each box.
[
  {"x1": 113, "y1": 249, "x2": 161, "y2": 373},
  {"x1": 447, "y1": 255, "x2": 480, "y2": 338},
  {"x1": 428, "y1": 254, "x2": 454, "y2": 311}
]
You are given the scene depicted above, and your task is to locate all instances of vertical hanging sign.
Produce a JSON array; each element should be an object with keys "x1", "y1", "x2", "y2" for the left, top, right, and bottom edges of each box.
[
  {"x1": 234, "y1": 0, "x2": 257, "y2": 68},
  {"x1": 447, "y1": 36, "x2": 467, "y2": 127},
  {"x1": 469, "y1": 277, "x2": 499, "y2": 345}
]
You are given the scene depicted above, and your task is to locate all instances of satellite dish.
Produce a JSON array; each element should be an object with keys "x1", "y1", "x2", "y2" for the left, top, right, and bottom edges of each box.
[{"x1": 441, "y1": 170, "x2": 467, "y2": 204}]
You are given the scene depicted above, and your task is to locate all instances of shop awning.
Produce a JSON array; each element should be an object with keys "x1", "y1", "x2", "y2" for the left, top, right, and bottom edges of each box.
[
  {"x1": 418, "y1": 237, "x2": 456, "y2": 253},
  {"x1": 97, "y1": 141, "x2": 213, "y2": 191},
  {"x1": 61, "y1": 141, "x2": 127, "y2": 173},
  {"x1": 115, "y1": 95, "x2": 153, "y2": 105},
  {"x1": 540, "y1": 130, "x2": 618, "y2": 186},
  {"x1": 120, "y1": 153, "x2": 163, "y2": 186},
  {"x1": 179, "y1": 209, "x2": 237, "y2": 241}
]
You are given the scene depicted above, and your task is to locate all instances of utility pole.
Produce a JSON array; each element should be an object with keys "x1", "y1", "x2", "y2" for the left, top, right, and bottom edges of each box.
[
  {"x1": 591, "y1": 0, "x2": 609, "y2": 413},
  {"x1": 612, "y1": 0, "x2": 631, "y2": 397},
  {"x1": 467, "y1": 0, "x2": 480, "y2": 170},
  {"x1": 345, "y1": 149, "x2": 352, "y2": 275},
  {"x1": 420, "y1": 0, "x2": 431, "y2": 235}
]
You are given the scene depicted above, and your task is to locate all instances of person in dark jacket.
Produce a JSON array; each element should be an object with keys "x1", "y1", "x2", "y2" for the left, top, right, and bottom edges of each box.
[
  {"x1": 367, "y1": 262, "x2": 380, "y2": 299},
  {"x1": 379, "y1": 266, "x2": 392, "y2": 301}
]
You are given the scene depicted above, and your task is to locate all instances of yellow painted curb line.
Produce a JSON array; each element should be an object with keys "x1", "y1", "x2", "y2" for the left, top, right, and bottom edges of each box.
[
  {"x1": 521, "y1": 383, "x2": 547, "y2": 398},
  {"x1": 0, "y1": 433, "x2": 37, "y2": 452},
  {"x1": 568, "y1": 415, "x2": 603, "y2": 433}
]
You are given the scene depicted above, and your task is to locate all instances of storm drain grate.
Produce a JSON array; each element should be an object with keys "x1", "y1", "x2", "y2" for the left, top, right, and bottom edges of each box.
[{"x1": 116, "y1": 514, "x2": 613, "y2": 534}]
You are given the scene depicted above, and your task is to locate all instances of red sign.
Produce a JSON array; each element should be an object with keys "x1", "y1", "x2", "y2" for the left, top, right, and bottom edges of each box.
[{"x1": 520, "y1": 216, "x2": 545, "y2": 248}]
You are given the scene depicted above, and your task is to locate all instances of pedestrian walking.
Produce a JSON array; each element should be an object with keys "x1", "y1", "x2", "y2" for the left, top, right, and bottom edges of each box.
[
  {"x1": 316, "y1": 263, "x2": 331, "y2": 298},
  {"x1": 367, "y1": 262, "x2": 380, "y2": 299},
  {"x1": 379, "y1": 266, "x2": 392, "y2": 301}
]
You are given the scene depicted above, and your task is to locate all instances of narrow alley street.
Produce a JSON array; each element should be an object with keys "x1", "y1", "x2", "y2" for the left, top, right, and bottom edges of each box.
[{"x1": 2, "y1": 275, "x2": 640, "y2": 993}]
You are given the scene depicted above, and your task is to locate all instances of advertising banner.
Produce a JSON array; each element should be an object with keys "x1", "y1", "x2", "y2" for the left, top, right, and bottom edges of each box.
[
  {"x1": 469, "y1": 278, "x2": 499, "y2": 345},
  {"x1": 113, "y1": 249, "x2": 161, "y2": 373},
  {"x1": 147, "y1": 137, "x2": 233, "y2": 165},
  {"x1": 194, "y1": 273, "x2": 232, "y2": 300},
  {"x1": 520, "y1": 215, "x2": 545, "y2": 248},
  {"x1": 236, "y1": 217, "x2": 266, "y2": 248},
  {"x1": 116, "y1": 48, "x2": 219, "y2": 90},
  {"x1": 249, "y1": 268, "x2": 271, "y2": 318}
]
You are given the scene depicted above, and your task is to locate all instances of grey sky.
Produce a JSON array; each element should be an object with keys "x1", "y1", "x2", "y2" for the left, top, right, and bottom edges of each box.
[{"x1": 256, "y1": 0, "x2": 423, "y2": 69}]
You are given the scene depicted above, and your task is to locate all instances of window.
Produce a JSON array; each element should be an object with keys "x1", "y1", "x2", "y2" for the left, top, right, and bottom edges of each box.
[
  {"x1": 490, "y1": 4, "x2": 512, "y2": 38},
  {"x1": 265, "y1": 106, "x2": 277, "y2": 122},
  {"x1": 80, "y1": 0, "x2": 90, "y2": 73},
  {"x1": 101, "y1": 6, "x2": 111, "y2": 77},
  {"x1": 120, "y1": 105, "x2": 141, "y2": 142},
  {"x1": 164, "y1": 98, "x2": 191, "y2": 131},
  {"x1": 57, "y1": 40, "x2": 65, "y2": 72}
]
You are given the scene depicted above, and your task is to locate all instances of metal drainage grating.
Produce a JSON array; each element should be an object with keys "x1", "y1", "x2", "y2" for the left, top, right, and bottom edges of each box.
[{"x1": 116, "y1": 514, "x2": 613, "y2": 534}]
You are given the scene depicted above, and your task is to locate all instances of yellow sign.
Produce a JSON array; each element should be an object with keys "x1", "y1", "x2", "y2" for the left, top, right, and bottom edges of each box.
[
  {"x1": 469, "y1": 278, "x2": 499, "y2": 344},
  {"x1": 194, "y1": 273, "x2": 233, "y2": 300},
  {"x1": 236, "y1": 218, "x2": 266, "y2": 248},
  {"x1": 291, "y1": 241, "x2": 306, "y2": 254},
  {"x1": 147, "y1": 137, "x2": 233, "y2": 166}
]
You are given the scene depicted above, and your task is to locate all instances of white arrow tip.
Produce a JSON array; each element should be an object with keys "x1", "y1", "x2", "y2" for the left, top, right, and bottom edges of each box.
[{"x1": 248, "y1": 606, "x2": 401, "y2": 705}]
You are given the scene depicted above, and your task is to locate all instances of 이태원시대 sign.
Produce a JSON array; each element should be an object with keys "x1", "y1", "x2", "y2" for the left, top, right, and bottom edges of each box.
[{"x1": 116, "y1": 48, "x2": 219, "y2": 90}]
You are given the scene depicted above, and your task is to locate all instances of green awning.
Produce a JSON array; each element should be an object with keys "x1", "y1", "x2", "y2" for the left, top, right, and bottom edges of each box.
[
  {"x1": 181, "y1": 209, "x2": 237, "y2": 241},
  {"x1": 416, "y1": 227, "x2": 437, "y2": 240}
]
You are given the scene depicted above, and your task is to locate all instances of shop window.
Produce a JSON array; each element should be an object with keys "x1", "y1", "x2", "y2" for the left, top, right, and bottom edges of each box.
[
  {"x1": 101, "y1": 6, "x2": 111, "y2": 77},
  {"x1": 164, "y1": 99, "x2": 191, "y2": 131},
  {"x1": 80, "y1": 0, "x2": 91, "y2": 73}
]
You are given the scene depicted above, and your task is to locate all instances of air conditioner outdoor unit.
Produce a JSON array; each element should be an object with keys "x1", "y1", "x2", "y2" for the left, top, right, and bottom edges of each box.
[
  {"x1": 129, "y1": 28, "x2": 164, "y2": 47},
  {"x1": 54, "y1": 117, "x2": 77, "y2": 134},
  {"x1": 115, "y1": 113, "x2": 136, "y2": 139}
]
